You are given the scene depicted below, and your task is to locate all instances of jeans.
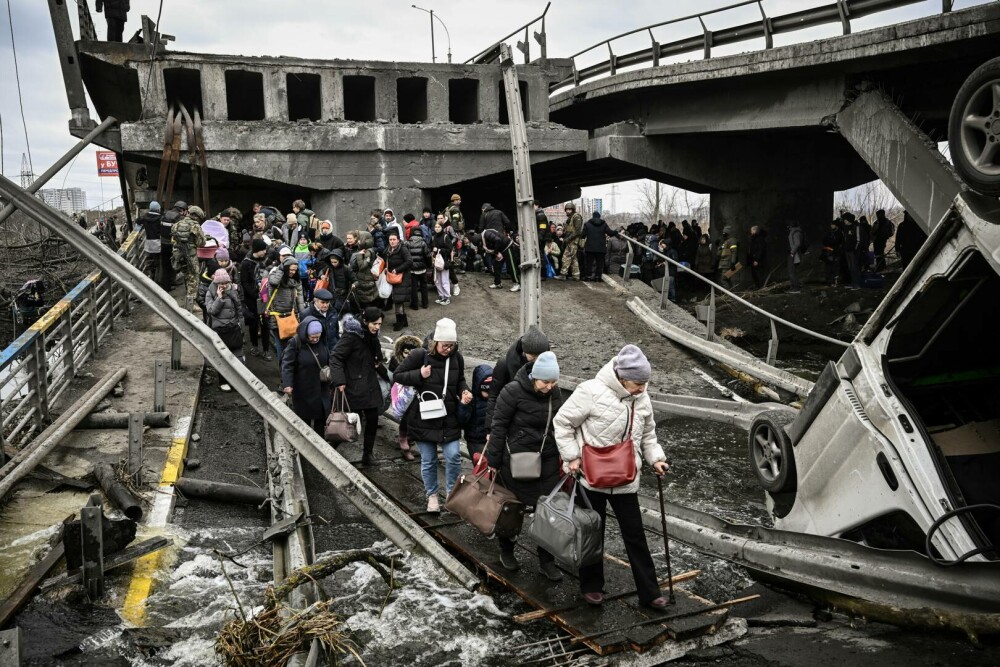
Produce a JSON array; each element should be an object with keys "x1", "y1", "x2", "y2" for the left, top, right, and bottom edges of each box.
[
  {"x1": 787, "y1": 255, "x2": 801, "y2": 289},
  {"x1": 272, "y1": 327, "x2": 285, "y2": 362},
  {"x1": 667, "y1": 275, "x2": 676, "y2": 302},
  {"x1": 416, "y1": 439, "x2": 462, "y2": 497}
]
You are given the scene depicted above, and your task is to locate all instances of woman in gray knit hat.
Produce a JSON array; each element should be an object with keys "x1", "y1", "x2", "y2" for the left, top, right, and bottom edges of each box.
[{"x1": 553, "y1": 344, "x2": 670, "y2": 609}]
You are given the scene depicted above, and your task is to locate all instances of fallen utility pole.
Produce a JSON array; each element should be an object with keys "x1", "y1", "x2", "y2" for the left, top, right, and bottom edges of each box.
[
  {"x1": 93, "y1": 463, "x2": 144, "y2": 520},
  {"x1": 499, "y1": 42, "x2": 541, "y2": 335},
  {"x1": 0, "y1": 368, "x2": 127, "y2": 500},
  {"x1": 75, "y1": 412, "x2": 171, "y2": 429},
  {"x1": 0, "y1": 173, "x2": 479, "y2": 591},
  {"x1": 175, "y1": 477, "x2": 269, "y2": 506}
]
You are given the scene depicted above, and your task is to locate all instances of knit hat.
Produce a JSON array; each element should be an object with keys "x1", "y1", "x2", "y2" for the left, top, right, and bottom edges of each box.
[
  {"x1": 149, "y1": 201, "x2": 161, "y2": 212},
  {"x1": 307, "y1": 321, "x2": 323, "y2": 335},
  {"x1": 278, "y1": 246, "x2": 293, "y2": 258},
  {"x1": 287, "y1": 213, "x2": 298, "y2": 225},
  {"x1": 320, "y1": 221, "x2": 332, "y2": 233},
  {"x1": 251, "y1": 238, "x2": 268, "y2": 253},
  {"x1": 530, "y1": 351, "x2": 559, "y2": 382},
  {"x1": 479, "y1": 374, "x2": 494, "y2": 394},
  {"x1": 215, "y1": 248, "x2": 230, "y2": 262},
  {"x1": 450, "y1": 194, "x2": 461, "y2": 202},
  {"x1": 313, "y1": 288, "x2": 333, "y2": 301},
  {"x1": 614, "y1": 344, "x2": 651, "y2": 382},
  {"x1": 520, "y1": 325, "x2": 550, "y2": 355},
  {"x1": 212, "y1": 269, "x2": 231, "y2": 284},
  {"x1": 434, "y1": 318, "x2": 458, "y2": 343}
]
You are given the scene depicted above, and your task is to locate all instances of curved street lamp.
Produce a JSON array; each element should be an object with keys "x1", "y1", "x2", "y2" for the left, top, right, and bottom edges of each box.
[{"x1": 411, "y1": 5, "x2": 452, "y2": 63}]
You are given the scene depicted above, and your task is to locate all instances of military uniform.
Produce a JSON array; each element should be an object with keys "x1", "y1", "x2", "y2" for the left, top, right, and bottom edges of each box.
[
  {"x1": 560, "y1": 211, "x2": 584, "y2": 279},
  {"x1": 444, "y1": 203, "x2": 465, "y2": 232},
  {"x1": 171, "y1": 213, "x2": 207, "y2": 304}
]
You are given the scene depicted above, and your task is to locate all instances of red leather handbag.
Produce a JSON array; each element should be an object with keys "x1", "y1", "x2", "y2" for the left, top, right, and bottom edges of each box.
[{"x1": 581, "y1": 403, "x2": 637, "y2": 489}]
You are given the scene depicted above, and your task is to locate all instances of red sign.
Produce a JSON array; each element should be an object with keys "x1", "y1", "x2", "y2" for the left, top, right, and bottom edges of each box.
[{"x1": 96, "y1": 151, "x2": 119, "y2": 177}]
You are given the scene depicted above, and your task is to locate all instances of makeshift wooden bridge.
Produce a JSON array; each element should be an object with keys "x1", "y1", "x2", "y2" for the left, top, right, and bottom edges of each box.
[{"x1": 360, "y1": 452, "x2": 748, "y2": 663}]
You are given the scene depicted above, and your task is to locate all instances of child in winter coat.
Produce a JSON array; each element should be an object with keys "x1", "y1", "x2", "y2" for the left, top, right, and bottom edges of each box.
[
  {"x1": 389, "y1": 335, "x2": 423, "y2": 461},
  {"x1": 465, "y1": 364, "x2": 494, "y2": 461}
]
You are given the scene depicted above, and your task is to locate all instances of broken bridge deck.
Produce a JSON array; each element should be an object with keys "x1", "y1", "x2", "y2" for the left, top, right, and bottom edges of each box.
[{"x1": 362, "y1": 459, "x2": 730, "y2": 657}]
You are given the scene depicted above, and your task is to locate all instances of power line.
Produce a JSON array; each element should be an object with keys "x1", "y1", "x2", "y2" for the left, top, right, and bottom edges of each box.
[{"x1": 5, "y1": 0, "x2": 33, "y2": 177}]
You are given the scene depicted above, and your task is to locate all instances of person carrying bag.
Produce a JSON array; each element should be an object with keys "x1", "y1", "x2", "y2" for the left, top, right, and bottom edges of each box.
[
  {"x1": 325, "y1": 389, "x2": 361, "y2": 445},
  {"x1": 444, "y1": 467, "x2": 523, "y2": 539},
  {"x1": 526, "y1": 475, "x2": 603, "y2": 571},
  {"x1": 486, "y1": 351, "x2": 565, "y2": 578},
  {"x1": 553, "y1": 345, "x2": 671, "y2": 609}
]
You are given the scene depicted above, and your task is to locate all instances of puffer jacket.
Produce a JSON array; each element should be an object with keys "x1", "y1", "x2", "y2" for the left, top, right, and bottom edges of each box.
[
  {"x1": 485, "y1": 337, "x2": 530, "y2": 434},
  {"x1": 407, "y1": 233, "x2": 431, "y2": 273},
  {"x1": 350, "y1": 231, "x2": 379, "y2": 304},
  {"x1": 392, "y1": 345, "x2": 470, "y2": 444},
  {"x1": 267, "y1": 260, "x2": 305, "y2": 316},
  {"x1": 487, "y1": 365, "x2": 563, "y2": 504},
  {"x1": 464, "y1": 363, "x2": 493, "y2": 447},
  {"x1": 384, "y1": 242, "x2": 412, "y2": 303},
  {"x1": 205, "y1": 284, "x2": 242, "y2": 329},
  {"x1": 553, "y1": 359, "x2": 665, "y2": 494},
  {"x1": 329, "y1": 315, "x2": 388, "y2": 411}
]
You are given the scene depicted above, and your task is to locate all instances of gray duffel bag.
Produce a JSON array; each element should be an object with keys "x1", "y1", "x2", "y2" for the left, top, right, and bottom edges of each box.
[{"x1": 526, "y1": 476, "x2": 604, "y2": 571}]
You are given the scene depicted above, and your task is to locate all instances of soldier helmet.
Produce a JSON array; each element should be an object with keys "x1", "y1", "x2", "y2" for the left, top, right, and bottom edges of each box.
[
  {"x1": 187, "y1": 205, "x2": 205, "y2": 219},
  {"x1": 564, "y1": 202, "x2": 576, "y2": 211}
]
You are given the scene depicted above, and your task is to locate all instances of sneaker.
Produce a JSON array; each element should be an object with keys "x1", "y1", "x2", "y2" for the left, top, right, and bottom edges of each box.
[
  {"x1": 427, "y1": 494, "x2": 440, "y2": 513},
  {"x1": 439, "y1": 299, "x2": 450, "y2": 305},
  {"x1": 263, "y1": 351, "x2": 274, "y2": 361},
  {"x1": 583, "y1": 592, "x2": 604, "y2": 606},
  {"x1": 553, "y1": 275, "x2": 566, "y2": 281},
  {"x1": 220, "y1": 383, "x2": 232, "y2": 392},
  {"x1": 510, "y1": 284, "x2": 521, "y2": 292},
  {"x1": 499, "y1": 550, "x2": 520, "y2": 571},
  {"x1": 453, "y1": 285, "x2": 461, "y2": 296},
  {"x1": 489, "y1": 284, "x2": 502, "y2": 289},
  {"x1": 435, "y1": 298, "x2": 444, "y2": 304},
  {"x1": 540, "y1": 561, "x2": 563, "y2": 581}
]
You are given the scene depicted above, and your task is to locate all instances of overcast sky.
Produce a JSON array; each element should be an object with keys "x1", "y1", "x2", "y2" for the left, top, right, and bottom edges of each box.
[{"x1": 0, "y1": 0, "x2": 984, "y2": 212}]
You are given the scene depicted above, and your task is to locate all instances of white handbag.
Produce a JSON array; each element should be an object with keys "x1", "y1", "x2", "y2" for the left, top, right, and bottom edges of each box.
[{"x1": 418, "y1": 357, "x2": 450, "y2": 420}]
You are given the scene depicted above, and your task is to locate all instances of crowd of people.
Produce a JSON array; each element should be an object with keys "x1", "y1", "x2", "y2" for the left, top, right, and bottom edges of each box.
[{"x1": 133, "y1": 196, "x2": 673, "y2": 609}]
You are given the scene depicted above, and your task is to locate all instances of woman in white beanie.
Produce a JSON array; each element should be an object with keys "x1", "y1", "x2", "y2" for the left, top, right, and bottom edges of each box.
[
  {"x1": 553, "y1": 344, "x2": 670, "y2": 609},
  {"x1": 392, "y1": 318, "x2": 473, "y2": 512}
]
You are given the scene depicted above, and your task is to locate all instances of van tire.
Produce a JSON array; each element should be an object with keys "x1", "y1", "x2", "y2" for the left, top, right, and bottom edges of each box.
[
  {"x1": 748, "y1": 410, "x2": 797, "y2": 494},
  {"x1": 949, "y1": 57, "x2": 1000, "y2": 196}
]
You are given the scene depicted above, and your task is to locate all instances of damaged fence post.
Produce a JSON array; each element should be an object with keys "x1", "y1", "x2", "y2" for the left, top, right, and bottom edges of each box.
[
  {"x1": 80, "y1": 495, "x2": 105, "y2": 599},
  {"x1": 171, "y1": 331, "x2": 183, "y2": 370},
  {"x1": 766, "y1": 320, "x2": 779, "y2": 366},
  {"x1": 128, "y1": 413, "x2": 143, "y2": 484},
  {"x1": 153, "y1": 360, "x2": 167, "y2": 413},
  {"x1": 706, "y1": 287, "x2": 716, "y2": 341}
]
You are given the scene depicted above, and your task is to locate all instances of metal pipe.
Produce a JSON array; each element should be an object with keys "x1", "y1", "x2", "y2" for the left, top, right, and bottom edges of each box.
[
  {"x1": 621, "y1": 236, "x2": 849, "y2": 348},
  {"x1": 93, "y1": 462, "x2": 143, "y2": 520},
  {"x1": 0, "y1": 172, "x2": 480, "y2": 591},
  {"x1": 0, "y1": 368, "x2": 127, "y2": 499},
  {"x1": 74, "y1": 412, "x2": 171, "y2": 429},
  {"x1": 174, "y1": 477, "x2": 269, "y2": 506},
  {"x1": 0, "y1": 116, "x2": 117, "y2": 224}
]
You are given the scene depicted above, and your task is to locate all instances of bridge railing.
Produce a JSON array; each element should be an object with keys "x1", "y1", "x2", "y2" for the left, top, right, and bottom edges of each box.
[
  {"x1": 551, "y1": 0, "x2": 949, "y2": 93},
  {"x1": 466, "y1": 1, "x2": 551, "y2": 65},
  {"x1": 0, "y1": 229, "x2": 145, "y2": 453},
  {"x1": 619, "y1": 235, "x2": 849, "y2": 366}
]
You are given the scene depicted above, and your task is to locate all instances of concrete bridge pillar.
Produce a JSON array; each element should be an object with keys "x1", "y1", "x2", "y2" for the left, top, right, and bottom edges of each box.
[
  {"x1": 312, "y1": 189, "x2": 428, "y2": 237},
  {"x1": 710, "y1": 188, "x2": 832, "y2": 287}
]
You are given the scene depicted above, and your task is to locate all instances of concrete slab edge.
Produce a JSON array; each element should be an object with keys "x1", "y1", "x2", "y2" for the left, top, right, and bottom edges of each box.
[
  {"x1": 120, "y1": 360, "x2": 204, "y2": 627},
  {"x1": 610, "y1": 617, "x2": 748, "y2": 666}
]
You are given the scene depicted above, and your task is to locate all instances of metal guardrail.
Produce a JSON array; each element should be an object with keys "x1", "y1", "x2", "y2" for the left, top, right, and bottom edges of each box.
[
  {"x1": 550, "y1": 0, "x2": 949, "y2": 92},
  {"x1": 0, "y1": 230, "x2": 144, "y2": 452},
  {"x1": 620, "y1": 235, "x2": 849, "y2": 366},
  {"x1": 465, "y1": 1, "x2": 550, "y2": 64}
]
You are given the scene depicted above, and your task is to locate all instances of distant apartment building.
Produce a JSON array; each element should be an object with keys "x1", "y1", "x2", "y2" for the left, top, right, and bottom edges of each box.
[{"x1": 39, "y1": 188, "x2": 87, "y2": 215}]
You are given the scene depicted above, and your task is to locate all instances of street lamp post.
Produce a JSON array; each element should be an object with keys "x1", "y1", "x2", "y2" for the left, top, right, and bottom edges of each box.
[{"x1": 411, "y1": 5, "x2": 452, "y2": 63}]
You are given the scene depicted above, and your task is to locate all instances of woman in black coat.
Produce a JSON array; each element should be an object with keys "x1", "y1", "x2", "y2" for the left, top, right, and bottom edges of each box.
[
  {"x1": 280, "y1": 316, "x2": 332, "y2": 435},
  {"x1": 384, "y1": 232, "x2": 412, "y2": 331},
  {"x1": 330, "y1": 307, "x2": 389, "y2": 465},
  {"x1": 392, "y1": 317, "x2": 472, "y2": 513},
  {"x1": 581, "y1": 212, "x2": 619, "y2": 282},
  {"x1": 486, "y1": 353, "x2": 564, "y2": 579}
]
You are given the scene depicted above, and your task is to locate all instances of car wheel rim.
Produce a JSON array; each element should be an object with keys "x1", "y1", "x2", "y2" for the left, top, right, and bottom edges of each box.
[
  {"x1": 960, "y1": 79, "x2": 1000, "y2": 177},
  {"x1": 752, "y1": 426, "x2": 782, "y2": 483}
]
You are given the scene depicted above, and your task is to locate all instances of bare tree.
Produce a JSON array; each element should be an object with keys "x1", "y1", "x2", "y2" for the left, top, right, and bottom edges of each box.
[{"x1": 834, "y1": 180, "x2": 900, "y2": 220}]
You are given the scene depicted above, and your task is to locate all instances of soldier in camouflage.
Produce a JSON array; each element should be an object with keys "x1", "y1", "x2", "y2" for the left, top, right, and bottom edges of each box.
[
  {"x1": 444, "y1": 193, "x2": 465, "y2": 232},
  {"x1": 556, "y1": 202, "x2": 584, "y2": 280},
  {"x1": 172, "y1": 205, "x2": 208, "y2": 307}
]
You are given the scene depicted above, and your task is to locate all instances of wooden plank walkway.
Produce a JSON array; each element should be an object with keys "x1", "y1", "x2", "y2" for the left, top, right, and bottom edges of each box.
[{"x1": 362, "y1": 456, "x2": 729, "y2": 657}]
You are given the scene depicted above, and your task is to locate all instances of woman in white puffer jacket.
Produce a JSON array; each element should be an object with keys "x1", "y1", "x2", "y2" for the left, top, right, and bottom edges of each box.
[{"x1": 554, "y1": 344, "x2": 670, "y2": 609}]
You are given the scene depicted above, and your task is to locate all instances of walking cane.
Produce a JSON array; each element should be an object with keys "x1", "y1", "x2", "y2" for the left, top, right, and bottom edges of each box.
[{"x1": 656, "y1": 472, "x2": 676, "y2": 604}]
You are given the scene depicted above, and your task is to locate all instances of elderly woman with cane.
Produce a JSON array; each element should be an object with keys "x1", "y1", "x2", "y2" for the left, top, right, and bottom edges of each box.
[{"x1": 553, "y1": 344, "x2": 670, "y2": 609}]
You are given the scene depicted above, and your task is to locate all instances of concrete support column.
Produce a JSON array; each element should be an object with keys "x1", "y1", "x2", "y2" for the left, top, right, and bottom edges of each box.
[
  {"x1": 426, "y1": 73, "x2": 449, "y2": 123},
  {"x1": 710, "y1": 188, "x2": 832, "y2": 287},
  {"x1": 374, "y1": 72, "x2": 396, "y2": 122},
  {"x1": 201, "y1": 66, "x2": 228, "y2": 121},
  {"x1": 323, "y1": 72, "x2": 344, "y2": 120},
  {"x1": 138, "y1": 62, "x2": 168, "y2": 117},
  {"x1": 265, "y1": 70, "x2": 289, "y2": 122},
  {"x1": 480, "y1": 75, "x2": 500, "y2": 123},
  {"x1": 313, "y1": 188, "x2": 426, "y2": 238}
]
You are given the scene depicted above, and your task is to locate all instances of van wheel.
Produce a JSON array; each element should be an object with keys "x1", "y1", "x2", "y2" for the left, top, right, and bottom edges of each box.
[
  {"x1": 748, "y1": 411, "x2": 797, "y2": 494},
  {"x1": 949, "y1": 57, "x2": 1000, "y2": 196}
]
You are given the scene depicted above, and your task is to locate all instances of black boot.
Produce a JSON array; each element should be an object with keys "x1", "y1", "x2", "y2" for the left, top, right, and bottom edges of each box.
[
  {"x1": 393, "y1": 313, "x2": 404, "y2": 332},
  {"x1": 400, "y1": 313, "x2": 409, "y2": 330}
]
